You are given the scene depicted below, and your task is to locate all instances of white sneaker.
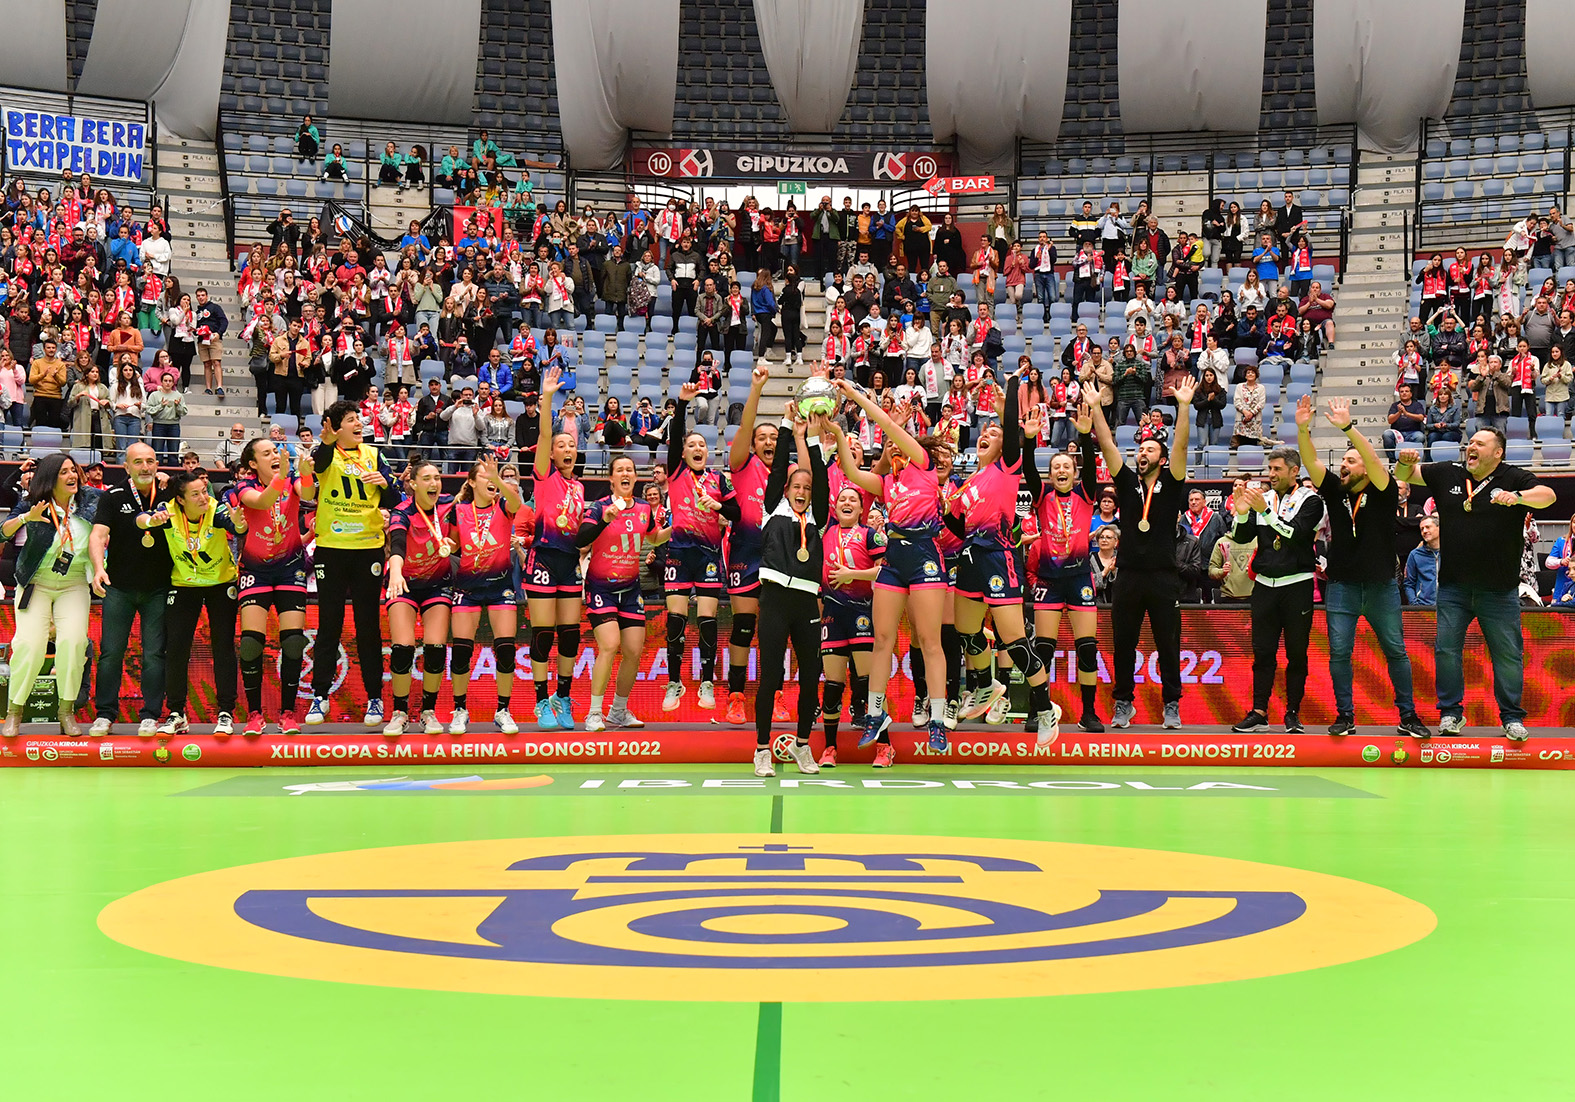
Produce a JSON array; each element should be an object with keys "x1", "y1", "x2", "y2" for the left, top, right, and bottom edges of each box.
[
  {"x1": 449, "y1": 707, "x2": 469, "y2": 735},
  {"x1": 304, "y1": 696, "x2": 330, "y2": 726},
  {"x1": 89, "y1": 717, "x2": 113, "y2": 737},
  {"x1": 943, "y1": 699, "x2": 959, "y2": 730},
  {"x1": 788, "y1": 741, "x2": 819, "y2": 774},
  {"x1": 137, "y1": 718, "x2": 158, "y2": 738},
  {"x1": 585, "y1": 712, "x2": 606, "y2": 732},
  {"x1": 912, "y1": 699, "x2": 930, "y2": 726},
  {"x1": 213, "y1": 712, "x2": 234, "y2": 737},
  {"x1": 364, "y1": 698, "x2": 385, "y2": 728},
  {"x1": 383, "y1": 710, "x2": 409, "y2": 737},
  {"x1": 1036, "y1": 702, "x2": 1063, "y2": 748},
  {"x1": 753, "y1": 748, "x2": 776, "y2": 777},
  {"x1": 662, "y1": 682, "x2": 685, "y2": 711},
  {"x1": 157, "y1": 713, "x2": 188, "y2": 735},
  {"x1": 985, "y1": 693, "x2": 1011, "y2": 725},
  {"x1": 698, "y1": 680, "x2": 716, "y2": 709},
  {"x1": 421, "y1": 709, "x2": 444, "y2": 735},
  {"x1": 961, "y1": 681, "x2": 1006, "y2": 721},
  {"x1": 495, "y1": 709, "x2": 519, "y2": 734},
  {"x1": 607, "y1": 704, "x2": 644, "y2": 728}
]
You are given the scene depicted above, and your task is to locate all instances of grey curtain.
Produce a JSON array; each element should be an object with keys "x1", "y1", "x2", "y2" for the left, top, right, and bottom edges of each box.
[
  {"x1": 328, "y1": 0, "x2": 484, "y2": 125},
  {"x1": 0, "y1": 0, "x2": 68, "y2": 92},
  {"x1": 550, "y1": 0, "x2": 679, "y2": 171},
  {"x1": 150, "y1": 0, "x2": 229, "y2": 141},
  {"x1": 1526, "y1": 0, "x2": 1575, "y2": 109},
  {"x1": 1117, "y1": 0, "x2": 1267, "y2": 134},
  {"x1": 77, "y1": 0, "x2": 187, "y2": 100},
  {"x1": 1314, "y1": 0, "x2": 1464, "y2": 152},
  {"x1": 926, "y1": 0, "x2": 1070, "y2": 174},
  {"x1": 753, "y1": 0, "x2": 862, "y2": 133}
]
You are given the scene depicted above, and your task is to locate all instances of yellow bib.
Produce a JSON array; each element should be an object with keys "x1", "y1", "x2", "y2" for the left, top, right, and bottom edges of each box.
[
  {"x1": 315, "y1": 443, "x2": 387, "y2": 550},
  {"x1": 163, "y1": 499, "x2": 238, "y2": 588}
]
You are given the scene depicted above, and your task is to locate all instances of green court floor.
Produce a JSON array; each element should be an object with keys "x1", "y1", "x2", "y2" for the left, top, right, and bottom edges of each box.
[{"x1": 2, "y1": 763, "x2": 1571, "y2": 1100}]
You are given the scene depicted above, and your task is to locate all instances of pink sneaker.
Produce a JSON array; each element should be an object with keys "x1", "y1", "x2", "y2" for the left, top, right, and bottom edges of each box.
[
  {"x1": 872, "y1": 743, "x2": 896, "y2": 768},
  {"x1": 817, "y1": 745, "x2": 838, "y2": 768},
  {"x1": 243, "y1": 713, "x2": 266, "y2": 737}
]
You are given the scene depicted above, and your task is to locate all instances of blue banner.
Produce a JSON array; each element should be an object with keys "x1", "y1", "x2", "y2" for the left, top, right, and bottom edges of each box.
[{"x1": 3, "y1": 107, "x2": 146, "y2": 183}]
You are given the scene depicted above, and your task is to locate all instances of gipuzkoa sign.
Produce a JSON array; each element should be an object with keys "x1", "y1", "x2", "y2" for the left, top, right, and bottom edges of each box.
[{"x1": 632, "y1": 148, "x2": 952, "y2": 182}]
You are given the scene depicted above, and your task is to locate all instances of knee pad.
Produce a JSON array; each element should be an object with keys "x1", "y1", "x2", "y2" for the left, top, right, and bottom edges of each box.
[
  {"x1": 666, "y1": 612, "x2": 687, "y2": 647},
  {"x1": 280, "y1": 629, "x2": 308, "y2": 661},
  {"x1": 1033, "y1": 638, "x2": 1056, "y2": 671},
  {"x1": 238, "y1": 630, "x2": 266, "y2": 666},
  {"x1": 697, "y1": 615, "x2": 718, "y2": 649},
  {"x1": 1004, "y1": 637, "x2": 1041, "y2": 678},
  {"x1": 822, "y1": 679, "x2": 844, "y2": 712},
  {"x1": 1075, "y1": 636, "x2": 1099, "y2": 675},
  {"x1": 493, "y1": 636, "x2": 517, "y2": 674},
  {"x1": 389, "y1": 643, "x2": 415, "y2": 676},
  {"x1": 556, "y1": 624, "x2": 581, "y2": 659},
  {"x1": 730, "y1": 612, "x2": 756, "y2": 650},
  {"x1": 531, "y1": 626, "x2": 555, "y2": 664},
  {"x1": 450, "y1": 638, "x2": 475, "y2": 675},
  {"x1": 961, "y1": 629, "x2": 991, "y2": 657},
  {"x1": 423, "y1": 643, "x2": 448, "y2": 676}
]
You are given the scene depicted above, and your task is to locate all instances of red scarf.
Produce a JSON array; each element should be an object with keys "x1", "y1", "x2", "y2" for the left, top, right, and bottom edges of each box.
[
  {"x1": 1512, "y1": 353, "x2": 1537, "y2": 391},
  {"x1": 824, "y1": 334, "x2": 849, "y2": 361},
  {"x1": 1190, "y1": 319, "x2": 1208, "y2": 351},
  {"x1": 389, "y1": 331, "x2": 410, "y2": 361},
  {"x1": 1422, "y1": 271, "x2": 1447, "y2": 298},
  {"x1": 140, "y1": 272, "x2": 163, "y2": 304},
  {"x1": 1112, "y1": 259, "x2": 1127, "y2": 291},
  {"x1": 971, "y1": 318, "x2": 991, "y2": 347}
]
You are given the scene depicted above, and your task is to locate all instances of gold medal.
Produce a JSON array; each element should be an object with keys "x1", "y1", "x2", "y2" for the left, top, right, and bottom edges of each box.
[
  {"x1": 1463, "y1": 499, "x2": 1472, "y2": 513},
  {"x1": 438, "y1": 538, "x2": 455, "y2": 557},
  {"x1": 1137, "y1": 519, "x2": 1150, "y2": 533},
  {"x1": 797, "y1": 548, "x2": 810, "y2": 562},
  {"x1": 141, "y1": 532, "x2": 154, "y2": 548}
]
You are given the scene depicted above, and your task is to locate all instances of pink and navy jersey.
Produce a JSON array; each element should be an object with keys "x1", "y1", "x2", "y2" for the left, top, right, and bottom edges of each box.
[
  {"x1": 822, "y1": 523, "x2": 884, "y2": 603},
  {"x1": 730, "y1": 453, "x2": 771, "y2": 546},
  {"x1": 233, "y1": 476, "x2": 306, "y2": 568},
  {"x1": 389, "y1": 494, "x2": 454, "y2": 587},
  {"x1": 953, "y1": 457, "x2": 1022, "y2": 549},
  {"x1": 532, "y1": 468, "x2": 587, "y2": 553},
  {"x1": 880, "y1": 455, "x2": 941, "y2": 537},
  {"x1": 936, "y1": 477, "x2": 965, "y2": 557},
  {"x1": 668, "y1": 464, "x2": 733, "y2": 550},
  {"x1": 1036, "y1": 488, "x2": 1095, "y2": 576},
  {"x1": 585, "y1": 497, "x2": 658, "y2": 588},
  {"x1": 447, "y1": 500, "x2": 517, "y2": 586},
  {"x1": 829, "y1": 463, "x2": 877, "y2": 524}
]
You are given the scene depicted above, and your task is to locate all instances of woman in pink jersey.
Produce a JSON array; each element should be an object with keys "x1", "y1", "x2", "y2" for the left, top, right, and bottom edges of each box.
[
  {"x1": 910, "y1": 445, "x2": 964, "y2": 730},
  {"x1": 831, "y1": 379, "x2": 952, "y2": 753},
  {"x1": 575, "y1": 454, "x2": 669, "y2": 731},
  {"x1": 723, "y1": 365, "x2": 781, "y2": 725},
  {"x1": 232, "y1": 438, "x2": 317, "y2": 736},
  {"x1": 383, "y1": 459, "x2": 453, "y2": 736},
  {"x1": 818, "y1": 477, "x2": 886, "y2": 767},
  {"x1": 446, "y1": 457, "x2": 523, "y2": 736},
  {"x1": 526, "y1": 366, "x2": 587, "y2": 731}
]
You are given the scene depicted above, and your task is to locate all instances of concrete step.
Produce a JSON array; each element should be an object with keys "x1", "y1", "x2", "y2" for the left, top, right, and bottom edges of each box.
[
  {"x1": 160, "y1": 172, "x2": 223, "y2": 198},
  {"x1": 1351, "y1": 185, "x2": 1416, "y2": 208},
  {"x1": 1350, "y1": 207, "x2": 1406, "y2": 230},
  {"x1": 172, "y1": 240, "x2": 231, "y2": 263}
]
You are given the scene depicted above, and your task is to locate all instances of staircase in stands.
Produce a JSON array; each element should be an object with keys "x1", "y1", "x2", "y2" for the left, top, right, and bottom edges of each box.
[
  {"x1": 158, "y1": 137, "x2": 250, "y2": 458},
  {"x1": 1310, "y1": 150, "x2": 1414, "y2": 457}
]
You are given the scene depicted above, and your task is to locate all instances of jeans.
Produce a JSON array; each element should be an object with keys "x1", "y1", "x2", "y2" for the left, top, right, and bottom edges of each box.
[
  {"x1": 1113, "y1": 398, "x2": 1147, "y2": 426},
  {"x1": 1198, "y1": 420, "x2": 1224, "y2": 447},
  {"x1": 1423, "y1": 428, "x2": 1460, "y2": 459},
  {"x1": 1547, "y1": 399, "x2": 1569, "y2": 420},
  {"x1": 150, "y1": 421, "x2": 181, "y2": 465},
  {"x1": 1049, "y1": 417, "x2": 1074, "y2": 450},
  {"x1": 1474, "y1": 413, "x2": 1507, "y2": 436},
  {"x1": 1382, "y1": 428, "x2": 1423, "y2": 461},
  {"x1": 1324, "y1": 579, "x2": 1415, "y2": 720},
  {"x1": 112, "y1": 414, "x2": 143, "y2": 457},
  {"x1": 415, "y1": 309, "x2": 439, "y2": 335},
  {"x1": 1034, "y1": 271, "x2": 1058, "y2": 305},
  {"x1": 1435, "y1": 583, "x2": 1525, "y2": 723},
  {"x1": 1555, "y1": 245, "x2": 1575, "y2": 269},
  {"x1": 94, "y1": 585, "x2": 169, "y2": 721},
  {"x1": 4, "y1": 402, "x2": 27, "y2": 427},
  {"x1": 547, "y1": 309, "x2": 572, "y2": 330}
]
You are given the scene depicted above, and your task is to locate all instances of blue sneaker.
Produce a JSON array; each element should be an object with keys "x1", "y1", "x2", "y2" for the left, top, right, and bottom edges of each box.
[
  {"x1": 927, "y1": 721, "x2": 949, "y2": 753},
  {"x1": 858, "y1": 710, "x2": 890, "y2": 748},
  {"x1": 303, "y1": 696, "x2": 330, "y2": 726},
  {"x1": 363, "y1": 697, "x2": 384, "y2": 728},
  {"x1": 534, "y1": 699, "x2": 561, "y2": 730},
  {"x1": 551, "y1": 694, "x2": 575, "y2": 730}
]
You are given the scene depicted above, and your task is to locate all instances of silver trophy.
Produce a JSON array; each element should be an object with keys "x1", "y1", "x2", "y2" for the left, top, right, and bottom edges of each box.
[{"x1": 796, "y1": 375, "x2": 839, "y2": 417}]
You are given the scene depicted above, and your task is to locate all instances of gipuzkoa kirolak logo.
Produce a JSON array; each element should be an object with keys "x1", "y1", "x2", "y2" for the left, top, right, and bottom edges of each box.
[{"x1": 98, "y1": 834, "x2": 1435, "y2": 1001}]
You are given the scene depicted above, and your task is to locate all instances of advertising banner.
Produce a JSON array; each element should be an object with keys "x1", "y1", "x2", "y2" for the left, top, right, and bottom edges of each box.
[
  {"x1": 2, "y1": 106, "x2": 146, "y2": 182},
  {"x1": 631, "y1": 148, "x2": 954, "y2": 183}
]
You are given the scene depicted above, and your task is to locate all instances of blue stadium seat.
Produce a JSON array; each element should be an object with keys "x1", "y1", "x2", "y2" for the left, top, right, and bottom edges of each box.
[
  {"x1": 1429, "y1": 442, "x2": 1460, "y2": 463},
  {"x1": 1541, "y1": 441, "x2": 1572, "y2": 466},
  {"x1": 1505, "y1": 441, "x2": 1534, "y2": 466},
  {"x1": 1535, "y1": 415, "x2": 1564, "y2": 440}
]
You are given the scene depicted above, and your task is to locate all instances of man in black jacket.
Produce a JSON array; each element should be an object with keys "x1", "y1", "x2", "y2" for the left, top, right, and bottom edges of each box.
[
  {"x1": 414, "y1": 378, "x2": 448, "y2": 454},
  {"x1": 564, "y1": 243, "x2": 597, "y2": 327},
  {"x1": 266, "y1": 209, "x2": 301, "y2": 254},
  {"x1": 1228, "y1": 447, "x2": 1326, "y2": 734}
]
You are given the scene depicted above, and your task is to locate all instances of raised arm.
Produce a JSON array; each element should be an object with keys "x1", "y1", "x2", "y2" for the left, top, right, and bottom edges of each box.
[
  {"x1": 808, "y1": 417, "x2": 830, "y2": 525},
  {"x1": 668, "y1": 383, "x2": 694, "y2": 476},
  {"x1": 1170, "y1": 375, "x2": 1195, "y2": 480},
  {"x1": 835, "y1": 379, "x2": 926, "y2": 466},
  {"x1": 534, "y1": 366, "x2": 563, "y2": 479},
  {"x1": 1293, "y1": 394, "x2": 1328, "y2": 488},
  {"x1": 1075, "y1": 403, "x2": 1099, "y2": 495},
  {"x1": 1392, "y1": 448, "x2": 1426, "y2": 486},
  {"x1": 1001, "y1": 371, "x2": 1022, "y2": 467},
  {"x1": 1324, "y1": 396, "x2": 1388, "y2": 491},
  {"x1": 730, "y1": 365, "x2": 769, "y2": 471},
  {"x1": 763, "y1": 407, "x2": 797, "y2": 512},
  {"x1": 831, "y1": 419, "x2": 882, "y2": 495},
  {"x1": 1087, "y1": 391, "x2": 1124, "y2": 475}
]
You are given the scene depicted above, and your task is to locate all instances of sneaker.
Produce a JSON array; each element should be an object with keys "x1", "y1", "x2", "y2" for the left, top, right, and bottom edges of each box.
[
  {"x1": 304, "y1": 697, "x2": 330, "y2": 726},
  {"x1": 1079, "y1": 711, "x2": 1105, "y2": 733},
  {"x1": 449, "y1": 707, "x2": 469, "y2": 735},
  {"x1": 279, "y1": 710, "x2": 301, "y2": 736},
  {"x1": 137, "y1": 718, "x2": 158, "y2": 738},
  {"x1": 1504, "y1": 721, "x2": 1530, "y2": 741},
  {"x1": 1283, "y1": 710, "x2": 1303, "y2": 734},
  {"x1": 244, "y1": 713, "x2": 266, "y2": 737},
  {"x1": 662, "y1": 682, "x2": 686, "y2": 712},
  {"x1": 912, "y1": 698, "x2": 930, "y2": 726},
  {"x1": 550, "y1": 695, "x2": 574, "y2": 730},
  {"x1": 872, "y1": 743, "x2": 896, "y2": 768},
  {"x1": 158, "y1": 712, "x2": 188, "y2": 735},
  {"x1": 364, "y1": 698, "x2": 385, "y2": 728},
  {"x1": 1162, "y1": 702, "x2": 1182, "y2": 729},
  {"x1": 1036, "y1": 702, "x2": 1063, "y2": 748},
  {"x1": 818, "y1": 745, "x2": 838, "y2": 768},
  {"x1": 698, "y1": 681, "x2": 716, "y2": 710},
  {"x1": 961, "y1": 681, "x2": 1006, "y2": 721},
  {"x1": 89, "y1": 717, "x2": 112, "y2": 737},
  {"x1": 585, "y1": 712, "x2": 606, "y2": 732},
  {"x1": 1232, "y1": 710, "x2": 1270, "y2": 733},
  {"x1": 382, "y1": 710, "x2": 409, "y2": 738},
  {"x1": 495, "y1": 709, "x2": 519, "y2": 735},
  {"x1": 724, "y1": 691, "x2": 747, "y2": 725},
  {"x1": 1438, "y1": 714, "x2": 1466, "y2": 736},
  {"x1": 203, "y1": 387, "x2": 213, "y2": 395},
  {"x1": 773, "y1": 691, "x2": 791, "y2": 722},
  {"x1": 788, "y1": 741, "x2": 819, "y2": 774},
  {"x1": 753, "y1": 748, "x2": 776, "y2": 777},
  {"x1": 858, "y1": 710, "x2": 891, "y2": 748},
  {"x1": 985, "y1": 693, "x2": 1011, "y2": 725},
  {"x1": 942, "y1": 699, "x2": 959, "y2": 730},
  {"x1": 927, "y1": 720, "x2": 949, "y2": 752},
  {"x1": 1328, "y1": 714, "x2": 1357, "y2": 737},
  {"x1": 534, "y1": 699, "x2": 559, "y2": 729},
  {"x1": 1397, "y1": 715, "x2": 1432, "y2": 739},
  {"x1": 1111, "y1": 700, "x2": 1135, "y2": 729},
  {"x1": 213, "y1": 712, "x2": 234, "y2": 738},
  {"x1": 421, "y1": 709, "x2": 443, "y2": 735},
  {"x1": 607, "y1": 704, "x2": 645, "y2": 728},
  {"x1": 216, "y1": 388, "x2": 225, "y2": 399}
]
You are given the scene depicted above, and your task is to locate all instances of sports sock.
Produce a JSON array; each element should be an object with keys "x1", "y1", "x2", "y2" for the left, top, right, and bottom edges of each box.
[
  {"x1": 422, "y1": 689, "x2": 438, "y2": 712},
  {"x1": 929, "y1": 697, "x2": 947, "y2": 722},
  {"x1": 497, "y1": 693, "x2": 511, "y2": 712},
  {"x1": 868, "y1": 690, "x2": 886, "y2": 718},
  {"x1": 535, "y1": 679, "x2": 551, "y2": 703},
  {"x1": 1081, "y1": 683, "x2": 1097, "y2": 714},
  {"x1": 453, "y1": 692, "x2": 467, "y2": 711},
  {"x1": 589, "y1": 693, "x2": 604, "y2": 717},
  {"x1": 1030, "y1": 682, "x2": 1051, "y2": 713}
]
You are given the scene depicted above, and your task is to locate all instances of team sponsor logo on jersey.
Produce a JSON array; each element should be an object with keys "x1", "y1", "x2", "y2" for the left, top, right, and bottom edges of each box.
[{"x1": 98, "y1": 834, "x2": 1434, "y2": 1002}]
